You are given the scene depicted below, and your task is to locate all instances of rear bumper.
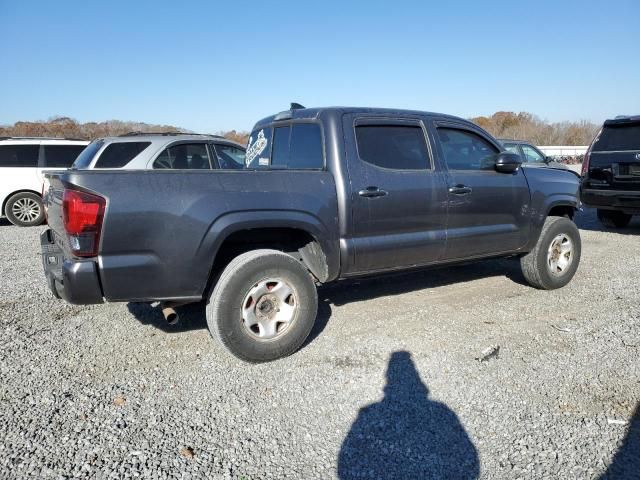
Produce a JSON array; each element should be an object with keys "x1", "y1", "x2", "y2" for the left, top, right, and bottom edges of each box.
[
  {"x1": 581, "y1": 188, "x2": 640, "y2": 214},
  {"x1": 40, "y1": 229, "x2": 104, "y2": 305}
]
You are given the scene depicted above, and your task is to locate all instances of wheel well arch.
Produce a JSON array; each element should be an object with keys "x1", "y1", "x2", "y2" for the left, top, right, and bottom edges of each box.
[
  {"x1": 203, "y1": 226, "x2": 329, "y2": 298},
  {"x1": 1, "y1": 189, "x2": 42, "y2": 215},
  {"x1": 547, "y1": 204, "x2": 576, "y2": 220}
]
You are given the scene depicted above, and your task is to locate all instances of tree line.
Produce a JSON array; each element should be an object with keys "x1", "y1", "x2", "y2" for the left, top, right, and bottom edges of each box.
[
  {"x1": 0, "y1": 116, "x2": 251, "y2": 145},
  {"x1": 1, "y1": 112, "x2": 600, "y2": 147},
  {"x1": 470, "y1": 112, "x2": 599, "y2": 146}
]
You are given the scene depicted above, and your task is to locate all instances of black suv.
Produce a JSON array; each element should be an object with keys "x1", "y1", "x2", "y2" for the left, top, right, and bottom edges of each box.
[{"x1": 581, "y1": 116, "x2": 640, "y2": 228}]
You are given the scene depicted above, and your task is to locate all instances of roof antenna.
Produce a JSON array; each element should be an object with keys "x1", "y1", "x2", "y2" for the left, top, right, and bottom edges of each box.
[{"x1": 290, "y1": 102, "x2": 305, "y2": 110}]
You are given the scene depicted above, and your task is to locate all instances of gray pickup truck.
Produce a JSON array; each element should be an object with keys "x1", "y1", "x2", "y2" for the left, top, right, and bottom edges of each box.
[{"x1": 42, "y1": 106, "x2": 582, "y2": 362}]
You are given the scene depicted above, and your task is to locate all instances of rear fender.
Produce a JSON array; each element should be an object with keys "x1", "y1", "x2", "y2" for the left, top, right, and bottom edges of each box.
[{"x1": 197, "y1": 210, "x2": 340, "y2": 283}]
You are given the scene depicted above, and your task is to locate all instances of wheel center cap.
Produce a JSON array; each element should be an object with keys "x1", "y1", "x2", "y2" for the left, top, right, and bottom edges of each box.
[{"x1": 256, "y1": 295, "x2": 278, "y2": 319}]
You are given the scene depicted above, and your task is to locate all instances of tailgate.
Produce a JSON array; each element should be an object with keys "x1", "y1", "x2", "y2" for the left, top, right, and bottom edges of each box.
[{"x1": 42, "y1": 173, "x2": 68, "y2": 246}]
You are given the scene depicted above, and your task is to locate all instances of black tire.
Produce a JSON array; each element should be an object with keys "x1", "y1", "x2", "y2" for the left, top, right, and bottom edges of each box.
[
  {"x1": 520, "y1": 216, "x2": 581, "y2": 290},
  {"x1": 5, "y1": 192, "x2": 45, "y2": 227},
  {"x1": 206, "y1": 249, "x2": 318, "y2": 363},
  {"x1": 597, "y1": 209, "x2": 632, "y2": 229}
]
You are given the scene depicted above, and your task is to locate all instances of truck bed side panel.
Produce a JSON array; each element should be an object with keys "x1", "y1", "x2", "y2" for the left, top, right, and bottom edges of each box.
[{"x1": 49, "y1": 170, "x2": 339, "y2": 302}]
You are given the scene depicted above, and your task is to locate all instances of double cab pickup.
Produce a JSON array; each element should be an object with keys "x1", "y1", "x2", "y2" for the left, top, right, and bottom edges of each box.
[{"x1": 42, "y1": 106, "x2": 582, "y2": 362}]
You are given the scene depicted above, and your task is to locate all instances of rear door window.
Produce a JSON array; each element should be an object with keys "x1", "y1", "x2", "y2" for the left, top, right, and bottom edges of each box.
[
  {"x1": 95, "y1": 142, "x2": 151, "y2": 168},
  {"x1": 152, "y1": 143, "x2": 211, "y2": 169},
  {"x1": 0, "y1": 145, "x2": 39, "y2": 167},
  {"x1": 593, "y1": 125, "x2": 640, "y2": 151},
  {"x1": 356, "y1": 125, "x2": 430, "y2": 170},
  {"x1": 43, "y1": 145, "x2": 87, "y2": 168},
  {"x1": 437, "y1": 128, "x2": 498, "y2": 170},
  {"x1": 213, "y1": 144, "x2": 245, "y2": 169}
]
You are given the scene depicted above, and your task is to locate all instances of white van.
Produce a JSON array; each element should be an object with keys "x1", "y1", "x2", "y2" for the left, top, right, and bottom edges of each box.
[{"x1": 0, "y1": 137, "x2": 89, "y2": 226}]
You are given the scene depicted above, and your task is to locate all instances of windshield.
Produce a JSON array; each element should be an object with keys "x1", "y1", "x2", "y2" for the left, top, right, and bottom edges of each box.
[{"x1": 71, "y1": 140, "x2": 104, "y2": 169}]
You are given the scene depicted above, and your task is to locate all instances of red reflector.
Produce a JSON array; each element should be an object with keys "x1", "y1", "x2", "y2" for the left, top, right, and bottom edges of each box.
[{"x1": 62, "y1": 189, "x2": 105, "y2": 257}]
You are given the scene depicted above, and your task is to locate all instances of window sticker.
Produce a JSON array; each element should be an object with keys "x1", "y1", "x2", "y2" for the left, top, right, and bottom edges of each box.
[{"x1": 246, "y1": 130, "x2": 268, "y2": 166}]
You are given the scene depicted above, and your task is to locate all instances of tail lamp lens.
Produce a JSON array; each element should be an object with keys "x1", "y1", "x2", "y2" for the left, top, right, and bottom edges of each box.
[{"x1": 63, "y1": 189, "x2": 106, "y2": 257}]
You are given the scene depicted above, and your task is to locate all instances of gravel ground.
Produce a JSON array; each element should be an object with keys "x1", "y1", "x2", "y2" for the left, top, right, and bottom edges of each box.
[{"x1": 0, "y1": 209, "x2": 638, "y2": 479}]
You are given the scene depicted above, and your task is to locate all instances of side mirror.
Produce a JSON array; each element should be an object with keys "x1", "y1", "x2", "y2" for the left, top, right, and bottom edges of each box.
[
  {"x1": 544, "y1": 156, "x2": 554, "y2": 164},
  {"x1": 495, "y1": 152, "x2": 522, "y2": 173}
]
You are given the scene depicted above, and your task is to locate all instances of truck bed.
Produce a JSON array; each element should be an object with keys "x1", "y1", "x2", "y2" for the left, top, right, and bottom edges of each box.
[{"x1": 44, "y1": 170, "x2": 339, "y2": 302}]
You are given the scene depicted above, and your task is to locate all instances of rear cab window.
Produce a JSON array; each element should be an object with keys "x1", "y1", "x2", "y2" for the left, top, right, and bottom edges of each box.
[{"x1": 245, "y1": 123, "x2": 324, "y2": 170}]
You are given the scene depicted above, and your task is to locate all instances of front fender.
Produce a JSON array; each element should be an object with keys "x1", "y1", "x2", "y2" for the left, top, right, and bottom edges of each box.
[{"x1": 522, "y1": 167, "x2": 580, "y2": 251}]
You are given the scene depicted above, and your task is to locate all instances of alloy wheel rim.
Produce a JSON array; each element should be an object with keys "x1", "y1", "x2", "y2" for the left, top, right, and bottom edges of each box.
[
  {"x1": 12, "y1": 198, "x2": 41, "y2": 223},
  {"x1": 241, "y1": 278, "x2": 297, "y2": 340}
]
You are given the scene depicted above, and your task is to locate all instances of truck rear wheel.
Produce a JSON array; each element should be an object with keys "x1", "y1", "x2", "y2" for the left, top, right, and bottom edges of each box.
[
  {"x1": 597, "y1": 209, "x2": 632, "y2": 228},
  {"x1": 206, "y1": 249, "x2": 318, "y2": 362},
  {"x1": 5, "y1": 192, "x2": 45, "y2": 227},
  {"x1": 520, "y1": 216, "x2": 581, "y2": 290}
]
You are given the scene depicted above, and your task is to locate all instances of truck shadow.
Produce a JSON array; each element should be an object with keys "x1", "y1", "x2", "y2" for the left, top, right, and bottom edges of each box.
[
  {"x1": 320, "y1": 258, "x2": 527, "y2": 307},
  {"x1": 338, "y1": 350, "x2": 479, "y2": 479},
  {"x1": 575, "y1": 208, "x2": 640, "y2": 235},
  {"x1": 127, "y1": 258, "x2": 524, "y2": 347},
  {"x1": 126, "y1": 299, "x2": 334, "y2": 348},
  {"x1": 600, "y1": 402, "x2": 640, "y2": 479}
]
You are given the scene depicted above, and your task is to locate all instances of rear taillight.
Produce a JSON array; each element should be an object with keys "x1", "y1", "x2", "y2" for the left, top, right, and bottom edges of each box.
[
  {"x1": 63, "y1": 189, "x2": 106, "y2": 257},
  {"x1": 581, "y1": 147, "x2": 590, "y2": 177}
]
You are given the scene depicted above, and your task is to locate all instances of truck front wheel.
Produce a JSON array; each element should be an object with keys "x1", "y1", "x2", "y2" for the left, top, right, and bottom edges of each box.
[
  {"x1": 520, "y1": 216, "x2": 581, "y2": 290},
  {"x1": 206, "y1": 249, "x2": 318, "y2": 362}
]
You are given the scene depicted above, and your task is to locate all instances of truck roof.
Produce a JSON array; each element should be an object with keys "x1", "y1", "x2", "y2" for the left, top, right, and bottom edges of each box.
[{"x1": 252, "y1": 106, "x2": 472, "y2": 130}]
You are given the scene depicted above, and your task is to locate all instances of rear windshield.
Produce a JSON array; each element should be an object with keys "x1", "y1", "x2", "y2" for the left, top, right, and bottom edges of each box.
[
  {"x1": 593, "y1": 124, "x2": 640, "y2": 151},
  {"x1": 245, "y1": 123, "x2": 324, "y2": 169},
  {"x1": 72, "y1": 140, "x2": 104, "y2": 169},
  {"x1": 94, "y1": 141, "x2": 151, "y2": 168}
]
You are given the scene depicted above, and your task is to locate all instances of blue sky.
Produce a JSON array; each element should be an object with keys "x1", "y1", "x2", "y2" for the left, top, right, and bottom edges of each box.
[{"x1": 1, "y1": 0, "x2": 639, "y2": 133}]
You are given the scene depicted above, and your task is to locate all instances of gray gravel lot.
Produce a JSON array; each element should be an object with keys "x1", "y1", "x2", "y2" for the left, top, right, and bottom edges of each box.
[{"x1": 0, "y1": 209, "x2": 638, "y2": 479}]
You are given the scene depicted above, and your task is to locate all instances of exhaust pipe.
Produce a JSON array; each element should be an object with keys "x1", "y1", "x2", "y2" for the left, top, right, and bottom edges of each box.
[{"x1": 161, "y1": 303, "x2": 179, "y2": 325}]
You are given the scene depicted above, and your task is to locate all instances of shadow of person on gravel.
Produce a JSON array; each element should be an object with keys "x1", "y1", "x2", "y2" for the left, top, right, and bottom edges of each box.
[
  {"x1": 600, "y1": 402, "x2": 640, "y2": 479},
  {"x1": 338, "y1": 351, "x2": 479, "y2": 480},
  {"x1": 126, "y1": 299, "x2": 333, "y2": 347}
]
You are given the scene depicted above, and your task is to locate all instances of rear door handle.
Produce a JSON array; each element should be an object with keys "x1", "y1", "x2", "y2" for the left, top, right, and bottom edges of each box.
[
  {"x1": 448, "y1": 185, "x2": 473, "y2": 195},
  {"x1": 358, "y1": 186, "x2": 388, "y2": 198}
]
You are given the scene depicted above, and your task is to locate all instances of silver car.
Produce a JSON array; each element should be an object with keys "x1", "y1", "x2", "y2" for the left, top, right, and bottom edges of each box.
[{"x1": 72, "y1": 132, "x2": 246, "y2": 170}]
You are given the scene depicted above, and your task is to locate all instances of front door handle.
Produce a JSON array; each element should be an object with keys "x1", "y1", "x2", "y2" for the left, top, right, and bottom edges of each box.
[
  {"x1": 448, "y1": 185, "x2": 473, "y2": 195},
  {"x1": 358, "y1": 186, "x2": 388, "y2": 198}
]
